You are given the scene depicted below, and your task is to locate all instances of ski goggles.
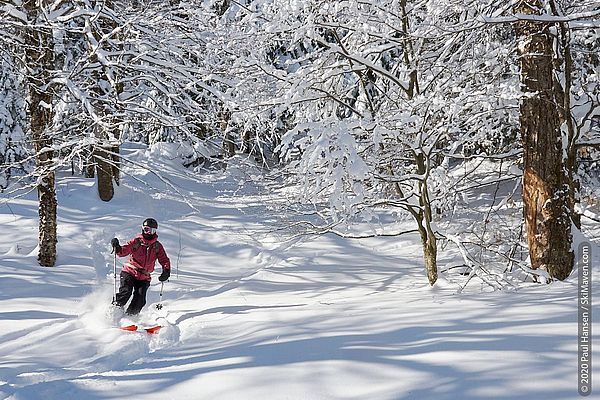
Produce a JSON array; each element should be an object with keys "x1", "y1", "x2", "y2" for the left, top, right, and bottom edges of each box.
[{"x1": 142, "y1": 226, "x2": 157, "y2": 235}]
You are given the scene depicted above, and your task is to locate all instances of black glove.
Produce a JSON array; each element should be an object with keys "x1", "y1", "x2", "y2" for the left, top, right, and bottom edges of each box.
[
  {"x1": 111, "y1": 238, "x2": 121, "y2": 254},
  {"x1": 158, "y1": 269, "x2": 170, "y2": 282}
]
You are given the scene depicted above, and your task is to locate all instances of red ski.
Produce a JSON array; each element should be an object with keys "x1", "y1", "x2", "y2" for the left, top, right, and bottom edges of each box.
[{"x1": 120, "y1": 324, "x2": 162, "y2": 334}]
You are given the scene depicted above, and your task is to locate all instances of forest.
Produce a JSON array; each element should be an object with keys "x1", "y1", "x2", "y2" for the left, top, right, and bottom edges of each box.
[{"x1": 1, "y1": 0, "x2": 599, "y2": 288}]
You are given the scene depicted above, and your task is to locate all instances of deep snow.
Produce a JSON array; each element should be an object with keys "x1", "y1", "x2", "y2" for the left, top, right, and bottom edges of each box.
[{"x1": 0, "y1": 143, "x2": 598, "y2": 400}]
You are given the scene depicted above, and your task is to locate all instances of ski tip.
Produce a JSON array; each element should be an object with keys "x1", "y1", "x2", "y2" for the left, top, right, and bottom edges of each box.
[
  {"x1": 120, "y1": 324, "x2": 138, "y2": 331},
  {"x1": 144, "y1": 326, "x2": 162, "y2": 334},
  {"x1": 119, "y1": 324, "x2": 161, "y2": 334}
]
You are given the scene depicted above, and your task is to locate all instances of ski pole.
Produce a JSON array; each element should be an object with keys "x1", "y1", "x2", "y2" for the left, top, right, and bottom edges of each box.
[
  {"x1": 113, "y1": 251, "x2": 117, "y2": 304},
  {"x1": 156, "y1": 282, "x2": 164, "y2": 310}
]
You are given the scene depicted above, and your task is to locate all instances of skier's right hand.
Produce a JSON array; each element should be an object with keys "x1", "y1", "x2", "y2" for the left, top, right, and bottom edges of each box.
[{"x1": 111, "y1": 238, "x2": 121, "y2": 254}]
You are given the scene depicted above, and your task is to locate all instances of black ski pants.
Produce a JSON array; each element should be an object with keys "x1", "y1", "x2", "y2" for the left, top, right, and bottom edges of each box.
[{"x1": 114, "y1": 271, "x2": 150, "y2": 315}]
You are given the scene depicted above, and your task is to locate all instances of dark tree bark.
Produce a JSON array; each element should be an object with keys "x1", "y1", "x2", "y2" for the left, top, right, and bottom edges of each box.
[
  {"x1": 549, "y1": 0, "x2": 580, "y2": 230},
  {"x1": 95, "y1": 146, "x2": 115, "y2": 202},
  {"x1": 23, "y1": 0, "x2": 57, "y2": 267},
  {"x1": 213, "y1": 0, "x2": 231, "y2": 16},
  {"x1": 89, "y1": 0, "x2": 122, "y2": 201},
  {"x1": 84, "y1": 146, "x2": 96, "y2": 178},
  {"x1": 106, "y1": 0, "x2": 121, "y2": 188},
  {"x1": 415, "y1": 152, "x2": 437, "y2": 286},
  {"x1": 220, "y1": 110, "x2": 236, "y2": 157},
  {"x1": 514, "y1": 0, "x2": 574, "y2": 280},
  {"x1": 111, "y1": 144, "x2": 121, "y2": 186}
]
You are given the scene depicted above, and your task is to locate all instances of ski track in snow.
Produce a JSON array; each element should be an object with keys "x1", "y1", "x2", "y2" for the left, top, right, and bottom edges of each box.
[{"x1": 0, "y1": 143, "x2": 599, "y2": 400}]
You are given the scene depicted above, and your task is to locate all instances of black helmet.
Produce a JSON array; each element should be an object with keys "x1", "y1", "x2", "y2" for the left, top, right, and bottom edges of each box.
[
  {"x1": 142, "y1": 218, "x2": 158, "y2": 238},
  {"x1": 143, "y1": 218, "x2": 158, "y2": 229}
]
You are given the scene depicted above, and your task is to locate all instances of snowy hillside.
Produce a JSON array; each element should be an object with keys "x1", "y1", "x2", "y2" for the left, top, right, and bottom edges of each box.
[{"x1": 0, "y1": 144, "x2": 598, "y2": 400}]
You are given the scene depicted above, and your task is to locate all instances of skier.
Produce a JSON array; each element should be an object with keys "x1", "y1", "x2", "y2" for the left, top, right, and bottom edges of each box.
[{"x1": 111, "y1": 218, "x2": 171, "y2": 315}]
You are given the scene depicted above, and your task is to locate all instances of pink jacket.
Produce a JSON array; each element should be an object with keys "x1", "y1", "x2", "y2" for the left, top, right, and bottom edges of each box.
[{"x1": 117, "y1": 234, "x2": 171, "y2": 281}]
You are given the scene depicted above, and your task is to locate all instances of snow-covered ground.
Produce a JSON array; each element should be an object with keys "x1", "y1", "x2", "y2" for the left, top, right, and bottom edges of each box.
[{"x1": 0, "y1": 143, "x2": 598, "y2": 400}]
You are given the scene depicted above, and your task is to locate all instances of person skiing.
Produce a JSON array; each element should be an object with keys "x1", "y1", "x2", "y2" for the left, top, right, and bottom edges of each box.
[{"x1": 111, "y1": 218, "x2": 171, "y2": 315}]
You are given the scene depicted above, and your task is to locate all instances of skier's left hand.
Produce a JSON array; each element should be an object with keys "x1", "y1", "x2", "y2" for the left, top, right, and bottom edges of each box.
[{"x1": 159, "y1": 269, "x2": 170, "y2": 282}]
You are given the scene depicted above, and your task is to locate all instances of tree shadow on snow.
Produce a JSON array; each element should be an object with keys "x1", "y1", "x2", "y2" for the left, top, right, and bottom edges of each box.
[{"x1": 80, "y1": 289, "x2": 580, "y2": 400}]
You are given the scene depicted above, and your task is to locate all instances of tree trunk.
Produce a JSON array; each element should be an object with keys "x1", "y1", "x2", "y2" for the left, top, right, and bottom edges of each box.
[
  {"x1": 224, "y1": 132, "x2": 236, "y2": 158},
  {"x1": 242, "y1": 128, "x2": 254, "y2": 155},
  {"x1": 84, "y1": 146, "x2": 95, "y2": 178},
  {"x1": 514, "y1": 0, "x2": 574, "y2": 280},
  {"x1": 107, "y1": 0, "x2": 121, "y2": 188},
  {"x1": 422, "y1": 232, "x2": 438, "y2": 286},
  {"x1": 88, "y1": 0, "x2": 122, "y2": 200},
  {"x1": 24, "y1": 0, "x2": 57, "y2": 267},
  {"x1": 416, "y1": 152, "x2": 438, "y2": 285},
  {"x1": 549, "y1": 0, "x2": 580, "y2": 229},
  {"x1": 95, "y1": 146, "x2": 115, "y2": 202},
  {"x1": 399, "y1": 0, "x2": 419, "y2": 99},
  {"x1": 220, "y1": 110, "x2": 236, "y2": 157},
  {"x1": 111, "y1": 144, "x2": 120, "y2": 185}
]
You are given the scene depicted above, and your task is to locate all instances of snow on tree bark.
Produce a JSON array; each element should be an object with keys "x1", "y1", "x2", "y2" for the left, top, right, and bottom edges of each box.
[
  {"x1": 0, "y1": 54, "x2": 28, "y2": 189},
  {"x1": 87, "y1": 0, "x2": 122, "y2": 202},
  {"x1": 513, "y1": 0, "x2": 574, "y2": 281},
  {"x1": 23, "y1": 0, "x2": 57, "y2": 267}
]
